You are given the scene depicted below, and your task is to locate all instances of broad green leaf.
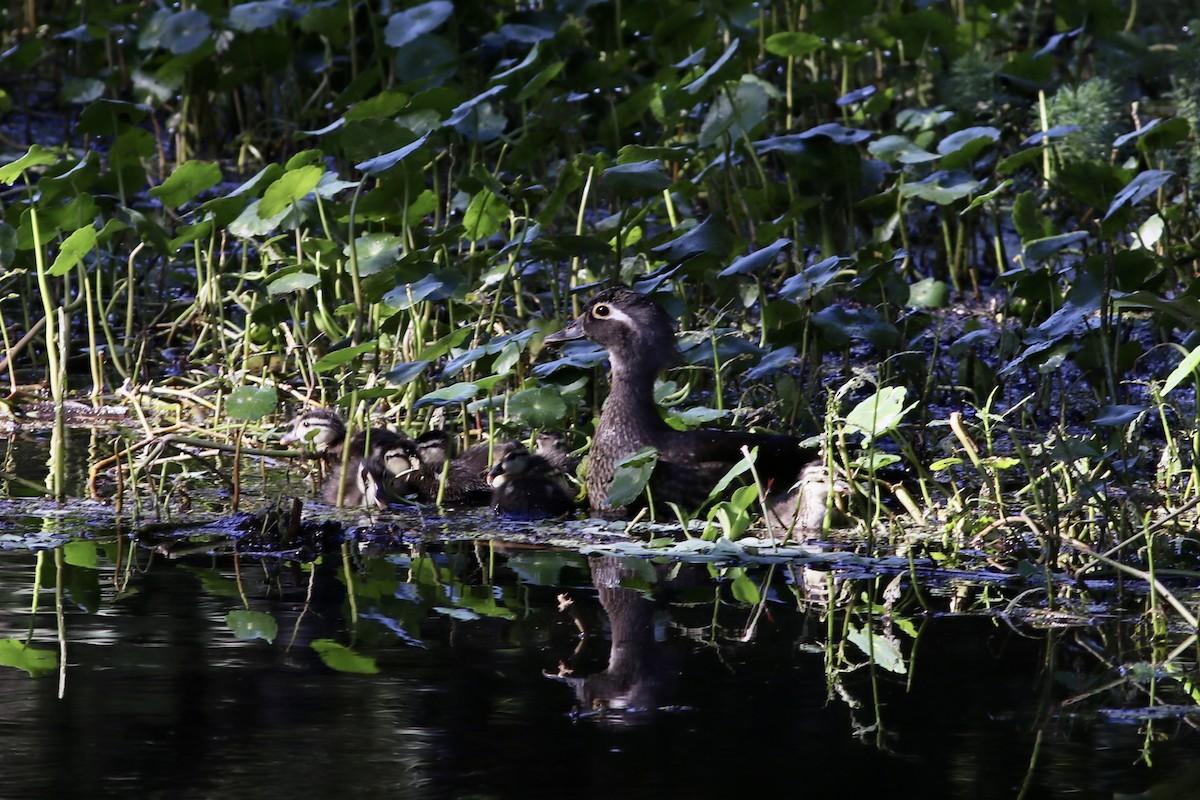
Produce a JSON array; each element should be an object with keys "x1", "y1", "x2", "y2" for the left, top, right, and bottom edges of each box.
[
  {"x1": 843, "y1": 386, "x2": 910, "y2": 444},
  {"x1": 226, "y1": 610, "x2": 278, "y2": 642},
  {"x1": 48, "y1": 225, "x2": 97, "y2": 276},
  {"x1": 718, "y1": 238, "x2": 791, "y2": 277},
  {"x1": 149, "y1": 160, "x2": 221, "y2": 208},
  {"x1": 601, "y1": 160, "x2": 671, "y2": 197},
  {"x1": 311, "y1": 639, "x2": 379, "y2": 674},
  {"x1": 259, "y1": 165, "x2": 325, "y2": 217},
  {"x1": 416, "y1": 382, "x2": 480, "y2": 407},
  {"x1": 463, "y1": 189, "x2": 509, "y2": 241},
  {"x1": 729, "y1": 570, "x2": 761, "y2": 604},
  {"x1": 507, "y1": 387, "x2": 567, "y2": 427},
  {"x1": 0, "y1": 144, "x2": 58, "y2": 184},
  {"x1": 265, "y1": 272, "x2": 320, "y2": 295},
  {"x1": 868, "y1": 135, "x2": 939, "y2": 165},
  {"x1": 1022, "y1": 231, "x2": 1088, "y2": 263},
  {"x1": 764, "y1": 31, "x2": 823, "y2": 58},
  {"x1": 899, "y1": 170, "x2": 979, "y2": 204},
  {"x1": 0, "y1": 639, "x2": 58, "y2": 677},
  {"x1": 1164, "y1": 344, "x2": 1200, "y2": 396},
  {"x1": 225, "y1": 386, "x2": 277, "y2": 421},
  {"x1": 384, "y1": 0, "x2": 453, "y2": 49},
  {"x1": 847, "y1": 624, "x2": 907, "y2": 674},
  {"x1": 651, "y1": 215, "x2": 732, "y2": 263},
  {"x1": 63, "y1": 541, "x2": 98, "y2": 568},
  {"x1": 313, "y1": 342, "x2": 378, "y2": 373},
  {"x1": 699, "y1": 79, "x2": 769, "y2": 148},
  {"x1": 1092, "y1": 405, "x2": 1145, "y2": 426},
  {"x1": 605, "y1": 446, "x2": 659, "y2": 508}
]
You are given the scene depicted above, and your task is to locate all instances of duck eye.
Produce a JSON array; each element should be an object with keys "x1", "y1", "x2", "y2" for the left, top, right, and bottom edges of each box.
[{"x1": 592, "y1": 304, "x2": 611, "y2": 319}]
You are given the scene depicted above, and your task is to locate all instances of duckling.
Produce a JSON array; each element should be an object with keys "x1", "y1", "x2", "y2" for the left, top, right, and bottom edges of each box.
[
  {"x1": 535, "y1": 430, "x2": 582, "y2": 475},
  {"x1": 487, "y1": 444, "x2": 576, "y2": 518},
  {"x1": 357, "y1": 440, "x2": 423, "y2": 508},
  {"x1": 281, "y1": 409, "x2": 410, "y2": 507},
  {"x1": 765, "y1": 462, "x2": 849, "y2": 537},
  {"x1": 542, "y1": 287, "x2": 820, "y2": 517},
  {"x1": 407, "y1": 429, "x2": 509, "y2": 505}
]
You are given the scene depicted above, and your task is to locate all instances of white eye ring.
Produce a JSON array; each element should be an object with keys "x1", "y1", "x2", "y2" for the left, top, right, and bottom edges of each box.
[{"x1": 592, "y1": 304, "x2": 611, "y2": 319}]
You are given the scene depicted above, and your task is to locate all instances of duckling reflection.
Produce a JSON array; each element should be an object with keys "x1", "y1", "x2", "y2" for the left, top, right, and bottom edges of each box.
[{"x1": 545, "y1": 556, "x2": 681, "y2": 720}]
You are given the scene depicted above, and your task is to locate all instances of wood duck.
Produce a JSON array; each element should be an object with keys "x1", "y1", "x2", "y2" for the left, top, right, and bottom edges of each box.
[
  {"x1": 281, "y1": 409, "x2": 410, "y2": 507},
  {"x1": 542, "y1": 287, "x2": 820, "y2": 517},
  {"x1": 487, "y1": 443, "x2": 576, "y2": 518},
  {"x1": 356, "y1": 439, "x2": 424, "y2": 507}
]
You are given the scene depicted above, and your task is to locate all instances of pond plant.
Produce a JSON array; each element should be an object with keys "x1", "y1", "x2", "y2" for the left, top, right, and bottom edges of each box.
[{"x1": 1, "y1": 0, "x2": 1200, "y2": 766}]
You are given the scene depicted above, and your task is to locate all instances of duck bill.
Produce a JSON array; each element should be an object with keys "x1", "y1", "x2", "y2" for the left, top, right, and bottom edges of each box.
[{"x1": 543, "y1": 317, "x2": 586, "y2": 343}]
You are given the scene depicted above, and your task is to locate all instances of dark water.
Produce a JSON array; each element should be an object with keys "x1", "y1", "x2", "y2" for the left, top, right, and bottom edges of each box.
[
  {"x1": 0, "y1": 533, "x2": 1198, "y2": 800},
  {"x1": 0, "y1": 427, "x2": 1198, "y2": 799}
]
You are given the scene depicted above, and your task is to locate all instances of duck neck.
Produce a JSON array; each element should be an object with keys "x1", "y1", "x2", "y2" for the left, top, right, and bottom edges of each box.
[{"x1": 600, "y1": 352, "x2": 669, "y2": 436}]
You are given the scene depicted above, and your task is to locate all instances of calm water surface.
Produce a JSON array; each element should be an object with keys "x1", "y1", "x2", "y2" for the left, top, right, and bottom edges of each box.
[{"x1": 0, "y1": 429, "x2": 1197, "y2": 799}]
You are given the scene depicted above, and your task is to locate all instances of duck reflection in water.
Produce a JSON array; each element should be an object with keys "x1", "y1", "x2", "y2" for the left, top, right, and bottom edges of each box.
[{"x1": 545, "y1": 556, "x2": 683, "y2": 720}]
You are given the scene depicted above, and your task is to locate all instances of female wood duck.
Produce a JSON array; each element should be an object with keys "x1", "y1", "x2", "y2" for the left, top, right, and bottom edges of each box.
[
  {"x1": 487, "y1": 443, "x2": 576, "y2": 518},
  {"x1": 281, "y1": 409, "x2": 411, "y2": 507},
  {"x1": 542, "y1": 287, "x2": 820, "y2": 517}
]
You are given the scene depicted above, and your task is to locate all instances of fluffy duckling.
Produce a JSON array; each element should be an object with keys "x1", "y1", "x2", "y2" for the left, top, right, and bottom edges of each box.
[
  {"x1": 535, "y1": 430, "x2": 582, "y2": 475},
  {"x1": 357, "y1": 440, "x2": 423, "y2": 508},
  {"x1": 765, "y1": 462, "x2": 849, "y2": 537},
  {"x1": 281, "y1": 409, "x2": 409, "y2": 507},
  {"x1": 487, "y1": 444, "x2": 576, "y2": 518},
  {"x1": 409, "y1": 430, "x2": 515, "y2": 506}
]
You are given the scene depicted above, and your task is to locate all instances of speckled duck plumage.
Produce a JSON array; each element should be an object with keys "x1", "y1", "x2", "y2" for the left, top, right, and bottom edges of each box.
[{"x1": 543, "y1": 287, "x2": 821, "y2": 517}]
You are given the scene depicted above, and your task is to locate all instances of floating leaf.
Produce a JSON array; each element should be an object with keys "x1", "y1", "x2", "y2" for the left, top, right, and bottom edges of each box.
[
  {"x1": 311, "y1": 639, "x2": 379, "y2": 674},
  {"x1": 0, "y1": 639, "x2": 58, "y2": 677},
  {"x1": 226, "y1": 610, "x2": 278, "y2": 642}
]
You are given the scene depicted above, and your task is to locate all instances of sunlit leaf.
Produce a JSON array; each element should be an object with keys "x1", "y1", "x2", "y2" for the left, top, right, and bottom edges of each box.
[
  {"x1": 225, "y1": 386, "x2": 277, "y2": 421},
  {"x1": 0, "y1": 639, "x2": 58, "y2": 677},
  {"x1": 1164, "y1": 345, "x2": 1200, "y2": 396},
  {"x1": 63, "y1": 541, "x2": 98, "y2": 568},
  {"x1": 259, "y1": 165, "x2": 325, "y2": 217},
  {"x1": 311, "y1": 639, "x2": 379, "y2": 674},
  {"x1": 508, "y1": 387, "x2": 567, "y2": 427},
  {"x1": 764, "y1": 31, "x2": 823, "y2": 57},
  {"x1": 0, "y1": 144, "x2": 59, "y2": 184},
  {"x1": 843, "y1": 386, "x2": 910, "y2": 444},
  {"x1": 48, "y1": 224, "x2": 97, "y2": 276},
  {"x1": 149, "y1": 160, "x2": 221, "y2": 208},
  {"x1": 226, "y1": 610, "x2": 278, "y2": 642},
  {"x1": 847, "y1": 624, "x2": 907, "y2": 674},
  {"x1": 605, "y1": 446, "x2": 659, "y2": 508}
]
